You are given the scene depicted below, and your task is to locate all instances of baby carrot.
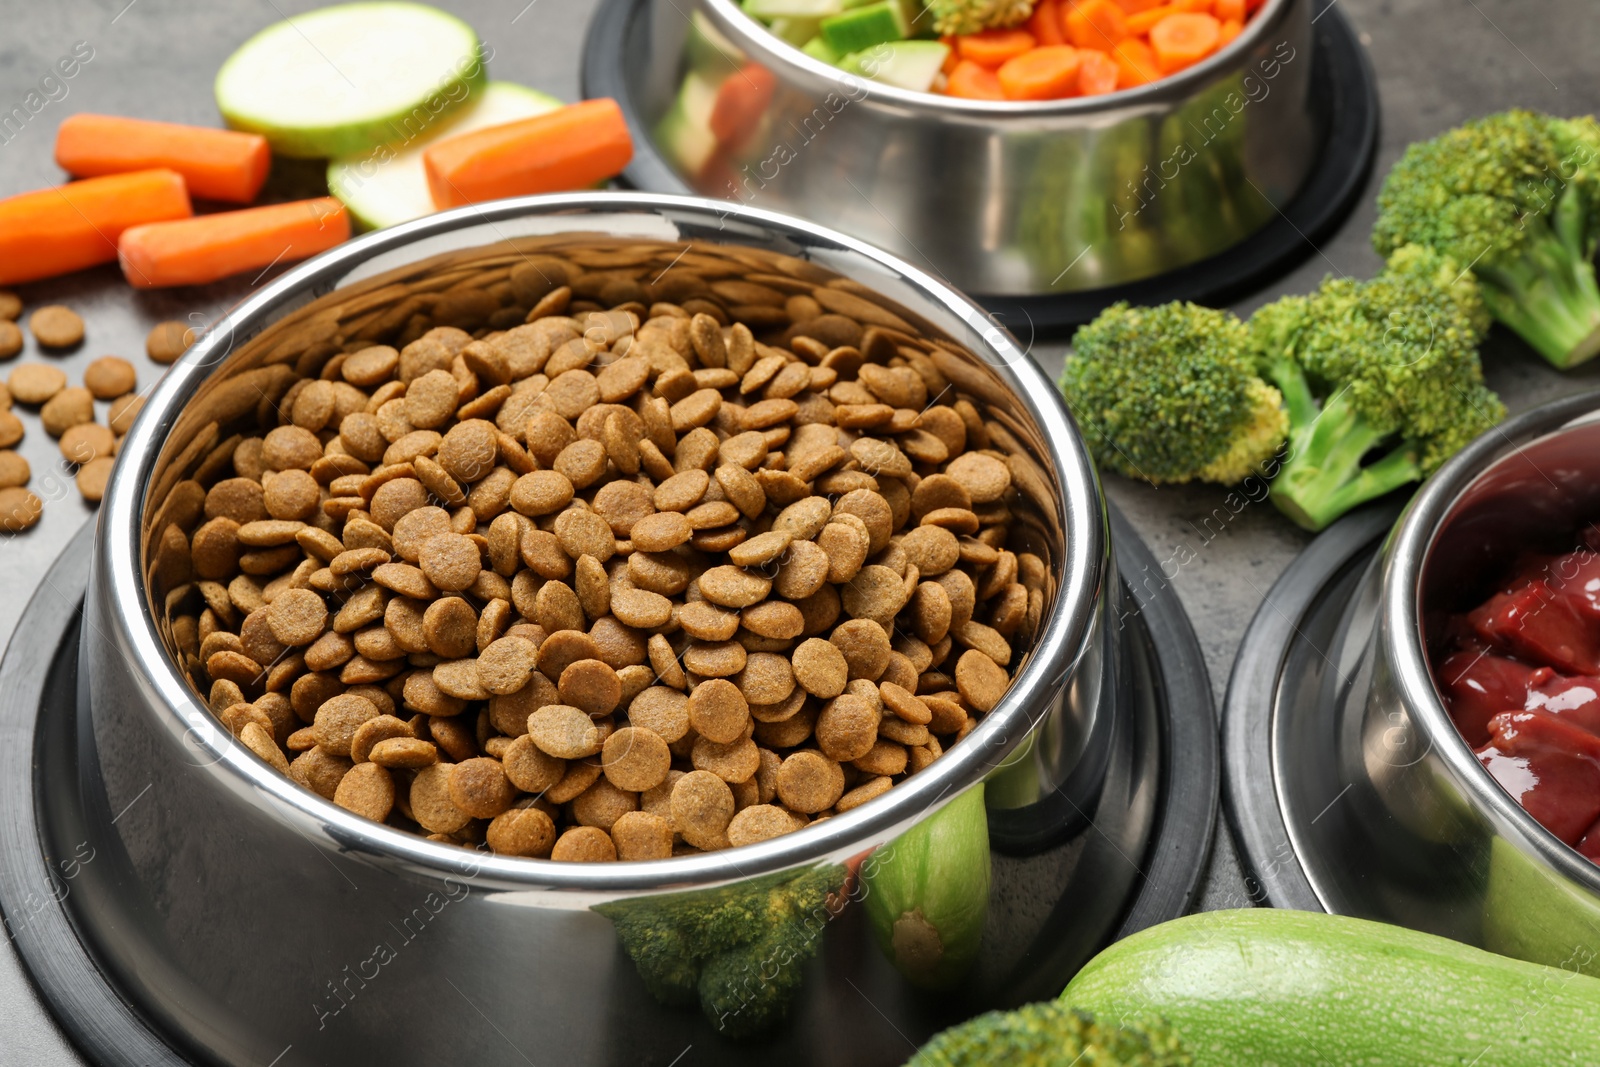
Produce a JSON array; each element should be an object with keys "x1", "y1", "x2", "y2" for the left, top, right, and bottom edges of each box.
[
  {"x1": 1115, "y1": 0, "x2": 1166, "y2": 10},
  {"x1": 1111, "y1": 37, "x2": 1164, "y2": 86},
  {"x1": 1029, "y1": 0, "x2": 1067, "y2": 46},
  {"x1": 1174, "y1": 0, "x2": 1215, "y2": 10},
  {"x1": 945, "y1": 59, "x2": 1007, "y2": 99},
  {"x1": 1214, "y1": 0, "x2": 1246, "y2": 20},
  {"x1": 1077, "y1": 48, "x2": 1122, "y2": 95},
  {"x1": 1126, "y1": 5, "x2": 1179, "y2": 33},
  {"x1": 1149, "y1": 12, "x2": 1222, "y2": 71},
  {"x1": 1064, "y1": 0, "x2": 1129, "y2": 49},
  {"x1": 997, "y1": 45, "x2": 1082, "y2": 100},
  {"x1": 118, "y1": 197, "x2": 349, "y2": 289},
  {"x1": 424, "y1": 98, "x2": 634, "y2": 209},
  {"x1": 1218, "y1": 17, "x2": 1244, "y2": 44},
  {"x1": 941, "y1": 36, "x2": 964, "y2": 74},
  {"x1": 0, "y1": 169, "x2": 192, "y2": 287},
  {"x1": 54, "y1": 114, "x2": 270, "y2": 204},
  {"x1": 709, "y1": 64, "x2": 777, "y2": 150},
  {"x1": 956, "y1": 29, "x2": 1038, "y2": 68}
]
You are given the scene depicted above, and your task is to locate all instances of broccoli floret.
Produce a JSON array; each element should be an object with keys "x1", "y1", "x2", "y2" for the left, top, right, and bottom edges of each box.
[
  {"x1": 925, "y1": 0, "x2": 1034, "y2": 36},
  {"x1": 1253, "y1": 245, "x2": 1506, "y2": 531},
  {"x1": 1059, "y1": 301, "x2": 1288, "y2": 486},
  {"x1": 595, "y1": 864, "x2": 844, "y2": 1038},
  {"x1": 1373, "y1": 109, "x2": 1600, "y2": 369},
  {"x1": 905, "y1": 1003, "x2": 1192, "y2": 1067}
]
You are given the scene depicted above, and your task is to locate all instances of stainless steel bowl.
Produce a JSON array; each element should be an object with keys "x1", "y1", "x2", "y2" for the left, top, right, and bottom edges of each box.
[
  {"x1": 77, "y1": 193, "x2": 1121, "y2": 1065},
  {"x1": 1285, "y1": 393, "x2": 1600, "y2": 970},
  {"x1": 625, "y1": 0, "x2": 1316, "y2": 296}
]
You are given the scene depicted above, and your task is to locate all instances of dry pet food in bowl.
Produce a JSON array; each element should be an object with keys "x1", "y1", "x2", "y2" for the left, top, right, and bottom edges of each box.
[{"x1": 164, "y1": 256, "x2": 1045, "y2": 859}]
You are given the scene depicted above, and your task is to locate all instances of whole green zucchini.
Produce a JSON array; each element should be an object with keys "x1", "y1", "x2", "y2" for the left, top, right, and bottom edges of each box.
[
  {"x1": 1061, "y1": 909, "x2": 1600, "y2": 1066},
  {"x1": 862, "y1": 784, "x2": 991, "y2": 990}
]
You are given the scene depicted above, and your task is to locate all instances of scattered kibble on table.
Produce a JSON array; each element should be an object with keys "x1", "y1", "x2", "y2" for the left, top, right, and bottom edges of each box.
[
  {"x1": 147, "y1": 320, "x2": 197, "y2": 364},
  {"x1": 0, "y1": 486, "x2": 42, "y2": 531},
  {"x1": 0, "y1": 320, "x2": 21, "y2": 361},
  {"x1": 0, "y1": 290, "x2": 21, "y2": 321},
  {"x1": 28, "y1": 305, "x2": 85, "y2": 349}
]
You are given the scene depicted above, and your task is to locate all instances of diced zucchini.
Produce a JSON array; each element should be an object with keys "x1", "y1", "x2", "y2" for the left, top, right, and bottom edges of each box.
[
  {"x1": 768, "y1": 16, "x2": 825, "y2": 44},
  {"x1": 801, "y1": 35, "x2": 842, "y2": 64},
  {"x1": 742, "y1": 0, "x2": 844, "y2": 16},
  {"x1": 840, "y1": 39, "x2": 949, "y2": 91},
  {"x1": 655, "y1": 72, "x2": 721, "y2": 180},
  {"x1": 819, "y1": 0, "x2": 914, "y2": 55}
]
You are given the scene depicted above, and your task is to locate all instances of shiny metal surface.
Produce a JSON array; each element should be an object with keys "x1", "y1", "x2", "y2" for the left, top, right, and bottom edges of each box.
[
  {"x1": 77, "y1": 193, "x2": 1122, "y2": 1065},
  {"x1": 625, "y1": 0, "x2": 1315, "y2": 296},
  {"x1": 1263, "y1": 393, "x2": 1600, "y2": 969}
]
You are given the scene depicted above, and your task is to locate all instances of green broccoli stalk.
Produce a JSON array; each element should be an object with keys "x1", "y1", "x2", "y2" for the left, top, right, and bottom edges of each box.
[
  {"x1": 925, "y1": 0, "x2": 1034, "y2": 36},
  {"x1": 905, "y1": 1002, "x2": 1192, "y2": 1066},
  {"x1": 1059, "y1": 301, "x2": 1288, "y2": 487},
  {"x1": 1254, "y1": 245, "x2": 1506, "y2": 531},
  {"x1": 595, "y1": 864, "x2": 846, "y2": 1039},
  {"x1": 1373, "y1": 109, "x2": 1600, "y2": 369}
]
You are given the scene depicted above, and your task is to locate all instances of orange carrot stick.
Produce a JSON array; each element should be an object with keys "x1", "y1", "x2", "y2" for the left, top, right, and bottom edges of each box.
[
  {"x1": 54, "y1": 114, "x2": 270, "y2": 204},
  {"x1": 710, "y1": 64, "x2": 777, "y2": 150},
  {"x1": 1214, "y1": 0, "x2": 1246, "y2": 20},
  {"x1": 118, "y1": 197, "x2": 348, "y2": 289},
  {"x1": 1126, "y1": 5, "x2": 1180, "y2": 33},
  {"x1": 1150, "y1": 12, "x2": 1223, "y2": 71},
  {"x1": 997, "y1": 45, "x2": 1083, "y2": 100},
  {"x1": 956, "y1": 29, "x2": 1038, "y2": 68},
  {"x1": 0, "y1": 169, "x2": 192, "y2": 287},
  {"x1": 424, "y1": 99, "x2": 633, "y2": 210},
  {"x1": 1115, "y1": 0, "x2": 1165, "y2": 10},
  {"x1": 1029, "y1": 0, "x2": 1067, "y2": 46},
  {"x1": 1077, "y1": 48, "x2": 1122, "y2": 94},
  {"x1": 1111, "y1": 37, "x2": 1164, "y2": 87},
  {"x1": 1064, "y1": 0, "x2": 1129, "y2": 48},
  {"x1": 946, "y1": 59, "x2": 1007, "y2": 99}
]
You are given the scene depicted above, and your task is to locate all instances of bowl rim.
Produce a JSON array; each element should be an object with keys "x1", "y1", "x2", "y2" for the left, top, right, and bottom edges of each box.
[
  {"x1": 102, "y1": 191, "x2": 1107, "y2": 891},
  {"x1": 1385, "y1": 389, "x2": 1600, "y2": 892},
  {"x1": 699, "y1": 0, "x2": 1297, "y2": 115}
]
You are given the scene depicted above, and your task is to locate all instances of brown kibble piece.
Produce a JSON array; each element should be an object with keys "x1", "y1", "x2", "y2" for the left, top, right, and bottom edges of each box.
[
  {"x1": 83, "y1": 356, "x2": 137, "y2": 400},
  {"x1": 410, "y1": 763, "x2": 471, "y2": 834},
  {"x1": 551, "y1": 825, "x2": 616, "y2": 862},
  {"x1": 476, "y1": 635, "x2": 538, "y2": 695},
  {"x1": 726, "y1": 805, "x2": 795, "y2": 847},
  {"x1": 268, "y1": 588, "x2": 328, "y2": 646},
  {"x1": 369, "y1": 736, "x2": 439, "y2": 769},
  {"x1": 602, "y1": 726, "x2": 672, "y2": 791},
  {"x1": 0, "y1": 450, "x2": 28, "y2": 488},
  {"x1": 449, "y1": 757, "x2": 517, "y2": 819},
  {"x1": 146, "y1": 320, "x2": 196, "y2": 363},
  {"x1": 0, "y1": 410, "x2": 19, "y2": 449},
  {"x1": 815, "y1": 693, "x2": 878, "y2": 761},
  {"x1": 75, "y1": 456, "x2": 115, "y2": 503},
  {"x1": 9, "y1": 363, "x2": 67, "y2": 405},
  {"x1": 560, "y1": 658, "x2": 622, "y2": 717},
  {"x1": 688, "y1": 678, "x2": 749, "y2": 744},
  {"x1": 775, "y1": 751, "x2": 844, "y2": 814},
  {"x1": 28, "y1": 305, "x2": 84, "y2": 348},
  {"x1": 40, "y1": 386, "x2": 93, "y2": 436},
  {"x1": 528, "y1": 704, "x2": 606, "y2": 759},
  {"x1": 955, "y1": 649, "x2": 1010, "y2": 713},
  {"x1": 313, "y1": 693, "x2": 379, "y2": 756},
  {"x1": 487, "y1": 807, "x2": 557, "y2": 857},
  {"x1": 0, "y1": 322, "x2": 17, "y2": 361},
  {"x1": 334, "y1": 762, "x2": 395, "y2": 821},
  {"x1": 0, "y1": 292, "x2": 17, "y2": 321},
  {"x1": 670, "y1": 770, "x2": 736, "y2": 850},
  {"x1": 610, "y1": 811, "x2": 673, "y2": 860},
  {"x1": 946, "y1": 452, "x2": 1012, "y2": 503},
  {"x1": 418, "y1": 533, "x2": 481, "y2": 592},
  {"x1": 60, "y1": 422, "x2": 116, "y2": 465}
]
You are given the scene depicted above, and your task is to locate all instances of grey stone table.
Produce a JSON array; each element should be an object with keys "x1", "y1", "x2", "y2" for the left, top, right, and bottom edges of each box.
[{"x1": 0, "y1": 0, "x2": 1596, "y2": 1062}]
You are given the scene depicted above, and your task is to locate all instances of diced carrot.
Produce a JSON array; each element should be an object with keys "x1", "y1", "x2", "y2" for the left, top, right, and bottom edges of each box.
[
  {"x1": 1029, "y1": 0, "x2": 1067, "y2": 46},
  {"x1": 710, "y1": 64, "x2": 777, "y2": 150},
  {"x1": 118, "y1": 197, "x2": 349, "y2": 289},
  {"x1": 424, "y1": 99, "x2": 634, "y2": 209},
  {"x1": 1214, "y1": 0, "x2": 1246, "y2": 20},
  {"x1": 1077, "y1": 48, "x2": 1121, "y2": 95},
  {"x1": 1063, "y1": 0, "x2": 1129, "y2": 48},
  {"x1": 0, "y1": 169, "x2": 192, "y2": 287},
  {"x1": 996, "y1": 45, "x2": 1082, "y2": 100},
  {"x1": 956, "y1": 29, "x2": 1038, "y2": 69},
  {"x1": 1149, "y1": 12, "x2": 1222, "y2": 71},
  {"x1": 946, "y1": 59, "x2": 1007, "y2": 99},
  {"x1": 54, "y1": 114, "x2": 270, "y2": 204},
  {"x1": 941, "y1": 36, "x2": 963, "y2": 74},
  {"x1": 1174, "y1": 0, "x2": 1214, "y2": 10},
  {"x1": 1218, "y1": 17, "x2": 1243, "y2": 44},
  {"x1": 1126, "y1": 5, "x2": 1179, "y2": 33},
  {"x1": 1111, "y1": 37, "x2": 1164, "y2": 86},
  {"x1": 1115, "y1": 0, "x2": 1165, "y2": 11}
]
